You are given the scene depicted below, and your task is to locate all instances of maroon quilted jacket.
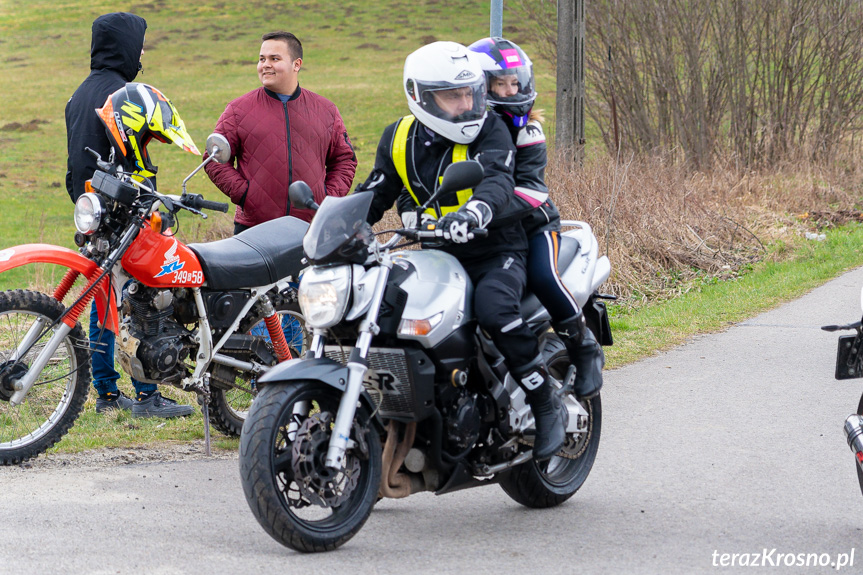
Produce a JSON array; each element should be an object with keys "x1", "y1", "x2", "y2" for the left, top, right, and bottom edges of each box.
[{"x1": 205, "y1": 86, "x2": 357, "y2": 225}]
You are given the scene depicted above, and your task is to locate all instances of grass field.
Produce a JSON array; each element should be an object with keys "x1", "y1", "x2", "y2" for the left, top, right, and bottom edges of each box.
[
  {"x1": 3, "y1": 2, "x2": 863, "y2": 456},
  {"x1": 0, "y1": 1, "x2": 553, "y2": 264}
]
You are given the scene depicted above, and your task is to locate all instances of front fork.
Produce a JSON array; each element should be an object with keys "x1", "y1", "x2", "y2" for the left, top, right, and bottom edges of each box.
[
  {"x1": 9, "y1": 268, "x2": 103, "y2": 405},
  {"x1": 324, "y1": 262, "x2": 392, "y2": 469}
]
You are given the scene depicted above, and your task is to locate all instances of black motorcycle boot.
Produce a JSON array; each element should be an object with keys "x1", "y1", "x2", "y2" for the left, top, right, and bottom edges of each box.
[
  {"x1": 514, "y1": 361, "x2": 568, "y2": 461},
  {"x1": 555, "y1": 313, "x2": 605, "y2": 399}
]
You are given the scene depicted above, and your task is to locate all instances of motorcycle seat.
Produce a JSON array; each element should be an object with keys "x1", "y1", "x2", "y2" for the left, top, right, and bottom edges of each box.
[
  {"x1": 520, "y1": 234, "x2": 581, "y2": 321},
  {"x1": 188, "y1": 216, "x2": 309, "y2": 290}
]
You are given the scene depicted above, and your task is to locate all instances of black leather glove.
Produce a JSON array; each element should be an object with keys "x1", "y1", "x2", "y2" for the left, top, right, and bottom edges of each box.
[{"x1": 437, "y1": 210, "x2": 478, "y2": 243}]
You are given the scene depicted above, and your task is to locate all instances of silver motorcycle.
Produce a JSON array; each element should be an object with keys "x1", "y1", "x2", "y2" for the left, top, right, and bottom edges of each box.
[{"x1": 238, "y1": 161, "x2": 614, "y2": 552}]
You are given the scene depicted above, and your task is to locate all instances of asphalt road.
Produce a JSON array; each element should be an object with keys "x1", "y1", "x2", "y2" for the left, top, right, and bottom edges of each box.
[{"x1": 3, "y1": 267, "x2": 863, "y2": 575}]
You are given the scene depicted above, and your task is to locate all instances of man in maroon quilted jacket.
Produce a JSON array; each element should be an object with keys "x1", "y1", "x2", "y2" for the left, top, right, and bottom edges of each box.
[{"x1": 205, "y1": 31, "x2": 357, "y2": 233}]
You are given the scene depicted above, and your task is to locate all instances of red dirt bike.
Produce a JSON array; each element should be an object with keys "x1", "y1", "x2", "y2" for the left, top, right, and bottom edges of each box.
[{"x1": 0, "y1": 134, "x2": 308, "y2": 464}]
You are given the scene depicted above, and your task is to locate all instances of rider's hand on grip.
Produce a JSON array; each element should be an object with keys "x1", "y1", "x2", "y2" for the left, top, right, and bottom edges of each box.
[{"x1": 437, "y1": 210, "x2": 478, "y2": 244}]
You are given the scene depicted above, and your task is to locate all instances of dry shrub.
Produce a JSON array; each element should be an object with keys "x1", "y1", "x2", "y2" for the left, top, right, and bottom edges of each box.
[{"x1": 549, "y1": 147, "x2": 862, "y2": 305}]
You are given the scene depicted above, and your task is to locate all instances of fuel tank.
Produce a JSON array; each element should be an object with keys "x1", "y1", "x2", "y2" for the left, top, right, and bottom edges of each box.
[{"x1": 389, "y1": 250, "x2": 473, "y2": 348}]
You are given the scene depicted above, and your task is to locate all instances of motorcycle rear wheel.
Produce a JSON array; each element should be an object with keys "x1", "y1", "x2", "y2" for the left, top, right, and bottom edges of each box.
[
  {"x1": 499, "y1": 336, "x2": 602, "y2": 508},
  {"x1": 0, "y1": 290, "x2": 90, "y2": 465},
  {"x1": 239, "y1": 381, "x2": 382, "y2": 552},
  {"x1": 207, "y1": 300, "x2": 308, "y2": 436}
]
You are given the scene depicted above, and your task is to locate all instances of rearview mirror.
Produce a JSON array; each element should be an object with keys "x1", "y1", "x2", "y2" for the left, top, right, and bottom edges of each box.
[
  {"x1": 205, "y1": 133, "x2": 231, "y2": 164},
  {"x1": 421, "y1": 160, "x2": 484, "y2": 211},
  {"x1": 289, "y1": 181, "x2": 319, "y2": 211}
]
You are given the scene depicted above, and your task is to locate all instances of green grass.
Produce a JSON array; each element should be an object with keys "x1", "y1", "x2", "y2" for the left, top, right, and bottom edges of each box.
[
  {"x1": 3, "y1": 2, "x2": 863, "y2": 455},
  {"x1": 605, "y1": 223, "x2": 863, "y2": 368}
]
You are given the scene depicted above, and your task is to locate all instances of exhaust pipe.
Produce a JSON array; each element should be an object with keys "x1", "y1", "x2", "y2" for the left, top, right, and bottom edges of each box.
[{"x1": 843, "y1": 414, "x2": 863, "y2": 470}]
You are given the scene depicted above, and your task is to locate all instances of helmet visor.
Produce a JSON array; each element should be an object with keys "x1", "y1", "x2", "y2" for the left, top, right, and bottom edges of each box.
[
  {"x1": 418, "y1": 80, "x2": 487, "y2": 124},
  {"x1": 485, "y1": 66, "x2": 535, "y2": 107}
]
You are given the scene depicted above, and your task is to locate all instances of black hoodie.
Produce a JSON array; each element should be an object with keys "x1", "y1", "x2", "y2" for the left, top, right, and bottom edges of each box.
[{"x1": 65, "y1": 12, "x2": 147, "y2": 202}]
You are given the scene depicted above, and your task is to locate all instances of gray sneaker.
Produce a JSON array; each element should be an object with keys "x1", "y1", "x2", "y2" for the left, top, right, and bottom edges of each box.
[
  {"x1": 132, "y1": 392, "x2": 194, "y2": 418},
  {"x1": 95, "y1": 391, "x2": 134, "y2": 413}
]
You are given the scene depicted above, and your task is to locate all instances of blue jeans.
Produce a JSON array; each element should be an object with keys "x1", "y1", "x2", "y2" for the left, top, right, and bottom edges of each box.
[{"x1": 89, "y1": 304, "x2": 156, "y2": 396}]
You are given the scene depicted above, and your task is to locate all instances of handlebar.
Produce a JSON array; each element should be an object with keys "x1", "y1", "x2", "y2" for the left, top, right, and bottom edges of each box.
[
  {"x1": 402, "y1": 226, "x2": 489, "y2": 241},
  {"x1": 182, "y1": 193, "x2": 230, "y2": 213}
]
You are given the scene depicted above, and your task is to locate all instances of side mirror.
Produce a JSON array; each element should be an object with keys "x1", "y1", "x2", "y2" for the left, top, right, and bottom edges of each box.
[
  {"x1": 205, "y1": 133, "x2": 231, "y2": 164},
  {"x1": 421, "y1": 160, "x2": 484, "y2": 210},
  {"x1": 289, "y1": 181, "x2": 319, "y2": 211}
]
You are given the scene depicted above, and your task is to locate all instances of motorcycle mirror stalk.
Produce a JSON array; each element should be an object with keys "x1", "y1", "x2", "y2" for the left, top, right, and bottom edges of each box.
[
  {"x1": 417, "y1": 160, "x2": 484, "y2": 217},
  {"x1": 181, "y1": 133, "x2": 232, "y2": 196}
]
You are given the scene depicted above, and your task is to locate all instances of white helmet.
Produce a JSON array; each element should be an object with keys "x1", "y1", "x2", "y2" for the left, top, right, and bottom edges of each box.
[{"x1": 403, "y1": 41, "x2": 487, "y2": 144}]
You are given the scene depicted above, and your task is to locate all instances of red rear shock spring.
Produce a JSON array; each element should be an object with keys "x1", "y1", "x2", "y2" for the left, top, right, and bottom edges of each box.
[{"x1": 264, "y1": 313, "x2": 293, "y2": 362}]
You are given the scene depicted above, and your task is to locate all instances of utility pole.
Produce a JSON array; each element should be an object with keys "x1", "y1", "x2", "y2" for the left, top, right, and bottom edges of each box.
[
  {"x1": 490, "y1": 0, "x2": 503, "y2": 37},
  {"x1": 556, "y1": 0, "x2": 586, "y2": 158}
]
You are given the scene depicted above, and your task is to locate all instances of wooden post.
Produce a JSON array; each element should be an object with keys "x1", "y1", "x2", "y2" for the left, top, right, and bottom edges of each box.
[{"x1": 556, "y1": 0, "x2": 586, "y2": 159}]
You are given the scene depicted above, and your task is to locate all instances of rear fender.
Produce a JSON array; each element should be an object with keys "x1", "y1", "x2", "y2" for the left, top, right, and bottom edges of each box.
[
  {"x1": 0, "y1": 243, "x2": 118, "y2": 331},
  {"x1": 257, "y1": 357, "x2": 383, "y2": 431}
]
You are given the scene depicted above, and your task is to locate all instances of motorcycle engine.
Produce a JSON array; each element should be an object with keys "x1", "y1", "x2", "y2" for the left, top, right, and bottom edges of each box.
[
  {"x1": 118, "y1": 282, "x2": 189, "y2": 383},
  {"x1": 438, "y1": 385, "x2": 481, "y2": 453}
]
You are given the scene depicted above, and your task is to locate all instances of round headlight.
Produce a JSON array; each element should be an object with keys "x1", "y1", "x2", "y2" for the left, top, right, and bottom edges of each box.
[
  {"x1": 298, "y1": 265, "x2": 352, "y2": 329},
  {"x1": 74, "y1": 193, "x2": 105, "y2": 235}
]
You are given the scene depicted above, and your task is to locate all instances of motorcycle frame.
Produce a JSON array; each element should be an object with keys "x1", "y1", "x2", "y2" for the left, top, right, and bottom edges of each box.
[
  {"x1": 0, "y1": 195, "x2": 296, "y2": 404},
  {"x1": 261, "y1": 222, "x2": 605, "y2": 472}
]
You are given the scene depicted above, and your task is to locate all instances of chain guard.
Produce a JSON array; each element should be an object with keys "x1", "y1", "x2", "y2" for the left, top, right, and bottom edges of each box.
[{"x1": 290, "y1": 411, "x2": 361, "y2": 508}]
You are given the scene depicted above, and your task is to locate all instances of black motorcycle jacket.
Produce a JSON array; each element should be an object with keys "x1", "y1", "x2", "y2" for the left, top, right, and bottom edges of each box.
[
  {"x1": 358, "y1": 113, "x2": 527, "y2": 264},
  {"x1": 65, "y1": 12, "x2": 147, "y2": 203},
  {"x1": 501, "y1": 115, "x2": 561, "y2": 237}
]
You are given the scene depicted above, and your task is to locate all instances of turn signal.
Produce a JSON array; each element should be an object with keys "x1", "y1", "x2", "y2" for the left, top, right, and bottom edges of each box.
[
  {"x1": 84, "y1": 180, "x2": 94, "y2": 194},
  {"x1": 150, "y1": 211, "x2": 163, "y2": 233}
]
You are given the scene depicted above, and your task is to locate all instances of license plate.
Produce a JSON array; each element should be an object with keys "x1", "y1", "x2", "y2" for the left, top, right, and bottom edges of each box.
[{"x1": 835, "y1": 334, "x2": 863, "y2": 380}]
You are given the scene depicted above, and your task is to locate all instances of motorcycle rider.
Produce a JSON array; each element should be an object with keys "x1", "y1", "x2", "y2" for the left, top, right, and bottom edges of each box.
[
  {"x1": 467, "y1": 37, "x2": 604, "y2": 398},
  {"x1": 65, "y1": 12, "x2": 193, "y2": 417},
  {"x1": 357, "y1": 41, "x2": 567, "y2": 460}
]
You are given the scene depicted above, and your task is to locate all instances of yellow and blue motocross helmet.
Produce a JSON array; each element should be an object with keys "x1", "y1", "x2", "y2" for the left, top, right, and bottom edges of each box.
[{"x1": 96, "y1": 82, "x2": 199, "y2": 179}]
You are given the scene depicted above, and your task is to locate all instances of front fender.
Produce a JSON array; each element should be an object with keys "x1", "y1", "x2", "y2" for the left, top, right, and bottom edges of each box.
[
  {"x1": 0, "y1": 243, "x2": 118, "y2": 331},
  {"x1": 258, "y1": 357, "x2": 349, "y2": 389},
  {"x1": 258, "y1": 357, "x2": 383, "y2": 430}
]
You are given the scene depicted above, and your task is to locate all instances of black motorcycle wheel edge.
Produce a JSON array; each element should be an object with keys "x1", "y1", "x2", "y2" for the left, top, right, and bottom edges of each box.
[
  {"x1": 856, "y1": 394, "x2": 863, "y2": 499},
  {"x1": 0, "y1": 290, "x2": 91, "y2": 465},
  {"x1": 499, "y1": 336, "x2": 602, "y2": 508},
  {"x1": 207, "y1": 300, "x2": 308, "y2": 436},
  {"x1": 239, "y1": 381, "x2": 382, "y2": 552}
]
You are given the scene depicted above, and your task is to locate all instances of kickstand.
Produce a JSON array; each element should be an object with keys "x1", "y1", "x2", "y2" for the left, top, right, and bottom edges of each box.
[{"x1": 201, "y1": 400, "x2": 212, "y2": 457}]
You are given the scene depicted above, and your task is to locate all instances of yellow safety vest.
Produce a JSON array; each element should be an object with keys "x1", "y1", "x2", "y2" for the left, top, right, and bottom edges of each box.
[{"x1": 391, "y1": 115, "x2": 474, "y2": 218}]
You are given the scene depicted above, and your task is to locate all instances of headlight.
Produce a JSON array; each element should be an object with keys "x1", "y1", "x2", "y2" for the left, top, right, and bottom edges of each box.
[
  {"x1": 298, "y1": 265, "x2": 352, "y2": 329},
  {"x1": 74, "y1": 193, "x2": 105, "y2": 234}
]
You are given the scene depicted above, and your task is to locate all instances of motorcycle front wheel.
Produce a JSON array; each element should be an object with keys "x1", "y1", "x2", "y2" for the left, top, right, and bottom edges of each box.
[
  {"x1": 0, "y1": 290, "x2": 90, "y2": 465},
  {"x1": 239, "y1": 381, "x2": 382, "y2": 552},
  {"x1": 499, "y1": 336, "x2": 602, "y2": 508},
  {"x1": 207, "y1": 300, "x2": 309, "y2": 436}
]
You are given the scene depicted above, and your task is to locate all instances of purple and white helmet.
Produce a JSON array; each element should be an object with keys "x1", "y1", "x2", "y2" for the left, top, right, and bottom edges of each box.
[{"x1": 468, "y1": 37, "x2": 537, "y2": 127}]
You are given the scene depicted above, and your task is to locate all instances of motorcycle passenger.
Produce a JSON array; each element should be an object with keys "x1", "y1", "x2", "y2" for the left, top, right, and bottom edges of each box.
[
  {"x1": 356, "y1": 41, "x2": 567, "y2": 460},
  {"x1": 65, "y1": 12, "x2": 194, "y2": 417},
  {"x1": 468, "y1": 37, "x2": 604, "y2": 399}
]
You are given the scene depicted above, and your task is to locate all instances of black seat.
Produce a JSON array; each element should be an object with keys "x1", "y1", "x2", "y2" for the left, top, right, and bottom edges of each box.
[
  {"x1": 188, "y1": 216, "x2": 308, "y2": 290},
  {"x1": 520, "y1": 234, "x2": 581, "y2": 321}
]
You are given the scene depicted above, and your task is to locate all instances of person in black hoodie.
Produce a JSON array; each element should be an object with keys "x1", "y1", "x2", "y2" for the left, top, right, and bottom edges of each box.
[{"x1": 65, "y1": 12, "x2": 193, "y2": 418}]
